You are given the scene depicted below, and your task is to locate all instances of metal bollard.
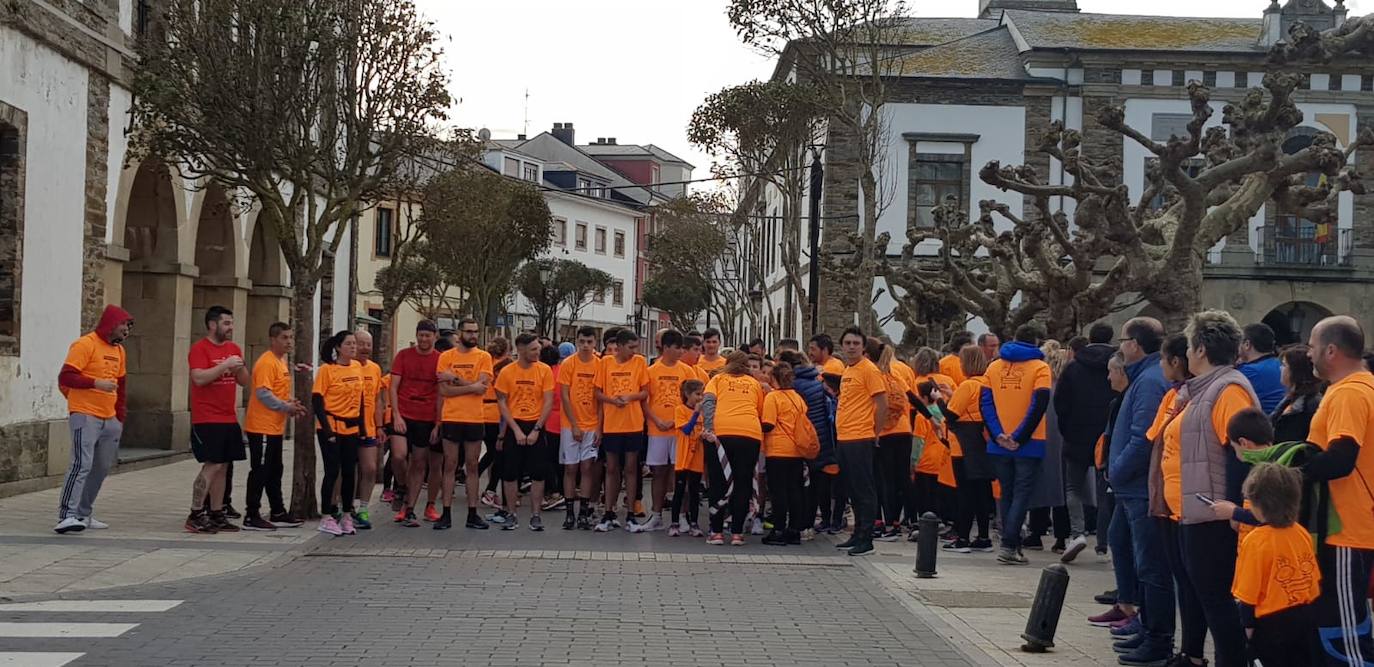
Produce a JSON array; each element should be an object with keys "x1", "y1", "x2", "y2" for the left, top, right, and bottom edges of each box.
[
  {"x1": 1020, "y1": 563, "x2": 1070, "y2": 653},
  {"x1": 913, "y1": 511, "x2": 940, "y2": 578}
]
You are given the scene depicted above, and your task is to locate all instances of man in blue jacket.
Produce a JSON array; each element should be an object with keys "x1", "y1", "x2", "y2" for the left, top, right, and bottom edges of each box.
[
  {"x1": 1237, "y1": 323, "x2": 1284, "y2": 415},
  {"x1": 1107, "y1": 317, "x2": 1176, "y2": 666}
]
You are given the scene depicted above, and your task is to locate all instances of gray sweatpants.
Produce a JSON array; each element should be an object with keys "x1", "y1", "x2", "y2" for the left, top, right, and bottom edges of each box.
[{"x1": 58, "y1": 413, "x2": 123, "y2": 520}]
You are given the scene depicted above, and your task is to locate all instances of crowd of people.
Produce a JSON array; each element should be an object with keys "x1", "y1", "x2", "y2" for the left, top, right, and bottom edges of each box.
[{"x1": 51, "y1": 301, "x2": 1374, "y2": 666}]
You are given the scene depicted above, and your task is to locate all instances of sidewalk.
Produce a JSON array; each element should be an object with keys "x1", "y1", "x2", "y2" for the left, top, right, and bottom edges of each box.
[{"x1": 0, "y1": 454, "x2": 318, "y2": 598}]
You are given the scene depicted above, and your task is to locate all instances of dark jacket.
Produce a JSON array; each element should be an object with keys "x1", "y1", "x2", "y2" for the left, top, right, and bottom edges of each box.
[
  {"x1": 1107, "y1": 352, "x2": 1169, "y2": 499},
  {"x1": 1238, "y1": 355, "x2": 1285, "y2": 415},
  {"x1": 793, "y1": 365, "x2": 837, "y2": 469},
  {"x1": 1271, "y1": 391, "x2": 1323, "y2": 445},
  {"x1": 1054, "y1": 343, "x2": 1116, "y2": 463},
  {"x1": 1101, "y1": 395, "x2": 1122, "y2": 471}
]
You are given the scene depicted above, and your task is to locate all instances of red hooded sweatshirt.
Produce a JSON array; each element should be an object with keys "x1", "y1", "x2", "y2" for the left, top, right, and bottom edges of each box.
[{"x1": 59, "y1": 305, "x2": 132, "y2": 421}]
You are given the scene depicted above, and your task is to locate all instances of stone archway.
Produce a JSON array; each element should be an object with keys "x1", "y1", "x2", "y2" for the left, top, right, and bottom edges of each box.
[
  {"x1": 119, "y1": 161, "x2": 194, "y2": 451},
  {"x1": 1262, "y1": 301, "x2": 1334, "y2": 347},
  {"x1": 245, "y1": 214, "x2": 291, "y2": 384}
]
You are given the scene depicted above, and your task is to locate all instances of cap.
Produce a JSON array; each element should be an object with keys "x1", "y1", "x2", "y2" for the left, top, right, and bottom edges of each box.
[{"x1": 558, "y1": 341, "x2": 575, "y2": 360}]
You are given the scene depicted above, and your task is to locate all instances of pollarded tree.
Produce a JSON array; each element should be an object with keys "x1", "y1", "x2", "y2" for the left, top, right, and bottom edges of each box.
[
  {"x1": 130, "y1": 0, "x2": 450, "y2": 517},
  {"x1": 877, "y1": 23, "x2": 1373, "y2": 340},
  {"x1": 559, "y1": 262, "x2": 617, "y2": 331}
]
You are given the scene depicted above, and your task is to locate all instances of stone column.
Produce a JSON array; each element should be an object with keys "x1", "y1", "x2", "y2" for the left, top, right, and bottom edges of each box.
[{"x1": 122, "y1": 261, "x2": 197, "y2": 451}]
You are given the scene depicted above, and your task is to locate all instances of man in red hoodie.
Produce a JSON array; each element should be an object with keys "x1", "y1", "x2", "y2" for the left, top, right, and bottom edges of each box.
[{"x1": 55, "y1": 305, "x2": 133, "y2": 534}]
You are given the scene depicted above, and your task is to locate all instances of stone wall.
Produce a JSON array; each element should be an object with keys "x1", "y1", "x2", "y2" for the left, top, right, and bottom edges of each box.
[
  {"x1": 1355, "y1": 108, "x2": 1374, "y2": 251},
  {"x1": 83, "y1": 74, "x2": 111, "y2": 332},
  {"x1": 0, "y1": 420, "x2": 51, "y2": 484}
]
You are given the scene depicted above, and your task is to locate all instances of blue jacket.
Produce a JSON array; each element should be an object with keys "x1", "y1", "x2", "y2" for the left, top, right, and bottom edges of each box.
[
  {"x1": 981, "y1": 341, "x2": 1052, "y2": 459},
  {"x1": 1107, "y1": 352, "x2": 1169, "y2": 499},
  {"x1": 793, "y1": 365, "x2": 837, "y2": 469},
  {"x1": 1238, "y1": 355, "x2": 1285, "y2": 415}
]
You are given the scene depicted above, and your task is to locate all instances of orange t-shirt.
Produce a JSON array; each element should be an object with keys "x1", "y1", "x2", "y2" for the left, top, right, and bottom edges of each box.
[
  {"x1": 436, "y1": 347, "x2": 493, "y2": 424},
  {"x1": 1307, "y1": 371, "x2": 1374, "y2": 548},
  {"x1": 358, "y1": 359, "x2": 384, "y2": 438},
  {"x1": 245, "y1": 351, "x2": 290, "y2": 435},
  {"x1": 596, "y1": 354, "x2": 650, "y2": 434},
  {"x1": 1160, "y1": 383, "x2": 1254, "y2": 519},
  {"x1": 1232, "y1": 523, "x2": 1321, "y2": 618},
  {"x1": 949, "y1": 376, "x2": 986, "y2": 423},
  {"x1": 705, "y1": 372, "x2": 765, "y2": 441},
  {"x1": 880, "y1": 370, "x2": 912, "y2": 437},
  {"x1": 312, "y1": 360, "x2": 365, "y2": 436},
  {"x1": 647, "y1": 360, "x2": 695, "y2": 436},
  {"x1": 674, "y1": 403, "x2": 705, "y2": 474},
  {"x1": 696, "y1": 355, "x2": 727, "y2": 378},
  {"x1": 762, "y1": 389, "x2": 807, "y2": 458},
  {"x1": 62, "y1": 332, "x2": 126, "y2": 419},
  {"x1": 836, "y1": 358, "x2": 887, "y2": 442},
  {"x1": 484, "y1": 358, "x2": 510, "y2": 424},
  {"x1": 939, "y1": 354, "x2": 967, "y2": 386},
  {"x1": 558, "y1": 354, "x2": 601, "y2": 432},
  {"x1": 983, "y1": 358, "x2": 1053, "y2": 441},
  {"x1": 822, "y1": 356, "x2": 846, "y2": 379},
  {"x1": 494, "y1": 361, "x2": 554, "y2": 422},
  {"x1": 380, "y1": 374, "x2": 392, "y2": 427}
]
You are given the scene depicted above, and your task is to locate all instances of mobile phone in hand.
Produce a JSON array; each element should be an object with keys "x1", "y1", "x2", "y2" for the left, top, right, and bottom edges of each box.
[{"x1": 1194, "y1": 493, "x2": 1216, "y2": 506}]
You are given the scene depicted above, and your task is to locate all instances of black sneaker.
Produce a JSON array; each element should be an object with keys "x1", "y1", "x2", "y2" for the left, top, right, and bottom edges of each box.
[
  {"x1": 465, "y1": 514, "x2": 489, "y2": 530},
  {"x1": 1022, "y1": 535, "x2": 1044, "y2": 550},
  {"x1": 785, "y1": 530, "x2": 801, "y2": 545},
  {"x1": 876, "y1": 527, "x2": 901, "y2": 542},
  {"x1": 562, "y1": 513, "x2": 576, "y2": 530},
  {"x1": 835, "y1": 536, "x2": 858, "y2": 550},
  {"x1": 847, "y1": 542, "x2": 875, "y2": 557},
  {"x1": 269, "y1": 512, "x2": 304, "y2": 528},
  {"x1": 762, "y1": 530, "x2": 787, "y2": 546},
  {"x1": 1114, "y1": 633, "x2": 1145, "y2": 654},
  {"x1": 970, "y1": 538, "x2": 995, "y2": 552},
  {"x1": 184, "y1": 512, "x2": 218, "y2": 534},
  {"x1": 530, "y1": 515, "x2": 544, "y2": 532},
  {"x1": 432, "y1": 513, "x2": 452, "y2": 530},
  {"x1": 501, "y1": 517, "x2": 520, "y2": 531},
  {"x1": 210, "y1": 511, "x2": 240, "y2": 532},
  {"x1": 943, "y1": 539, "x2": 971, "y2": 553},
  {"x1": 402, "y1": 510, "x2": 420, "y2": 528},
  {"x1": 576, "y1": 513, "x2": 593, "y2": 530},
  {"x1": 1095, "y1": 589, "x2": 1119, "y2": 605},
  {"x1": 222, "y1": 504, "x2": 242, "y2": 519}
]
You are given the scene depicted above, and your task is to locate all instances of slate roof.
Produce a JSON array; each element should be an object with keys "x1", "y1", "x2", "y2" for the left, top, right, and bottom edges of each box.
[
  {"x1": 580, "y1": 143, "x2": 696, "y2": 169},
  {"x1": 1003, "y1": 9, "x2": 1264, "y2": 53},
  {"x1": 893, "y1": 26, "x2": 1030, "y2": 79},
  {"x1": 503, "y1": 133, "x2": 653, "y2": 206},
  {"x1": 889, "y1": 17, "x2": 1002, "y2": 47}
]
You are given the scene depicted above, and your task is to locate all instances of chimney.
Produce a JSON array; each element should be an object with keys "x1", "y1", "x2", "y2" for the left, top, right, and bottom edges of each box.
[
  {"x1": 596, "y1": 138, "x2": 606, "y2": 144},
  {"x1": 607, "y1": 138, "x2": 617, "y2": 145},
  {"x1": 552, "y1": 122, "x2": 575, "y2": 146},
  {"x1": 517, "y1": 134, "x2": 527, "y2": 140},
  {"x1": 1260, "y1": 1, "x2": 1283, "y2": 47}
]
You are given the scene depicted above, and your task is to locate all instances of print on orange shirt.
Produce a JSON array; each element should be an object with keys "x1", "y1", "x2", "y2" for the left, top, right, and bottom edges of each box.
[
  {"x1": 1231, "y1": 523, "x2": 1321, "y2": 618},
  {"x1": 596, "y1": 355, "x2": 650, "y2": 434},
  {"x1": 62, "y1": 332, "x2": 126, "y2": 420},
  {"x1": 358, "y1": 359, "x2": 384, "y2": 437},
  {"x1": 312, "y1": 361, "x2": 365, "y2": 436},
  {"x1": 674, "y1": 403, "x2": 705, "y2": 474},
  {"x1": 762, "y1": 389, "x2": 806, "y2": 458},
  {"x1": 835, "y1": 358, "x2": 887, "y2": 443},
  {"x1": 558, "y1": 355, "x2": 600, "y2": 432},
  {"x1": 495, "y1": 362, "x2": 554, "y2": 422},
  {"x1": 437, "y1": 347, "x2": 493, "y2": 424},
  {"x1": 1306, "y1": 371, "x2": 1374, "y2": 549},
  {"x1": 704, "y1": 373, "x2": 765, "y2": 441},
  {"x1": 647, "y1": 361, "x2": 692, "y2": 436}
]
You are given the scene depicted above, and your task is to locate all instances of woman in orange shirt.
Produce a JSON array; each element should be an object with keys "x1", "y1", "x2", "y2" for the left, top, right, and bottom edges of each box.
[
  {"x1": 312, "y1": 330, "x2": 366, "y2": 537},
  {"x1": 946, "y1": 344, "x2": 995, "y2": 553},
  {"x1": 701, "y1": 351, "x2": 766, "y2": 546},
  {"x1": 873, "y1": 344, "x2": 914, "y2": 542},
  {"x1": 761, "y1": 363, "x2": 809, "y2": 546},
  {"x1": 910, "y1": 346, "x2": 956, "y2": 531}
]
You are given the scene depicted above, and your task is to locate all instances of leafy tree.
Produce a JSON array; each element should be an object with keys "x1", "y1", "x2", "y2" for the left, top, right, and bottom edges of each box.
[
  {"x1": 420, "y1": 168, "x2": 553, "y2": 338},
  {"x1": 558, "y1": 261, "x2": 617, "y2": 330},
  {"x1": 643, "y1": 274, "x2": 710, "y2": 332},
  {"x1": 644, "y1": 195, "x2": 744, "y2": 340},
  {"x1": 129, "y1": 0, "x2": 449, "y2": 517}
]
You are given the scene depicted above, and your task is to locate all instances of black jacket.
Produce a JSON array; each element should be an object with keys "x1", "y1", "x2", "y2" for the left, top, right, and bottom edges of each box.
[
  {"x1": 1054, "y1": 343, "x2": 1117, "y2": 463},
  {"x1": 1271, "y1": 392, "x2": 1323, "y2": 445}
]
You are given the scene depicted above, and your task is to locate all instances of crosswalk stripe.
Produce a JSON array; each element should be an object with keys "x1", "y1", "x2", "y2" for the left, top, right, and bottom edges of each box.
[
  {"x1": 0, "y1": 653, "x2": 84, "y2": 666},
  {"x1": 0, "y1": 600, "x2": 182, "y2": 613},
  {"x1": 0, "y1": 623, "x2": 137, "y2": 638}
]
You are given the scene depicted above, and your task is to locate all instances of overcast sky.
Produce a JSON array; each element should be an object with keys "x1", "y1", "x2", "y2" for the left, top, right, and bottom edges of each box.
[{"x1": 414, "y1": 0, "x2": 1365, "y2": 180}]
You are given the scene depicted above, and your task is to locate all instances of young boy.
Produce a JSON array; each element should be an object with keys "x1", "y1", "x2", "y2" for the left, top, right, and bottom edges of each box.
[
  {"x1": 1230, "y1": 462, "x2": 1320, "y2": 666},
  {"x1": 671, "y1": 379, "x2": 707, "y2": 537}
]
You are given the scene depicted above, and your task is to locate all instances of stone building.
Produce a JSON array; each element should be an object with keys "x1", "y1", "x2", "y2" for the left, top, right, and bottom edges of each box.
[
  {"x1": 0, "y1": 0, "x2": 348, "y2": 493},
  {"x1": 748, "y1": 0, "x2": 1374, "y2": 348}
]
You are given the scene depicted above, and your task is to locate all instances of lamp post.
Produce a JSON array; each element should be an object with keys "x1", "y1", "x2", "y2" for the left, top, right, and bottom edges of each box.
[{"x1": 539, "y1": 266, "x2": 554, "y2": 338}]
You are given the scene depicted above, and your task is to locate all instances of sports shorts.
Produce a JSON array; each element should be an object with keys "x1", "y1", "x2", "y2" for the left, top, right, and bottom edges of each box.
[
  {"x1": 191, "y1": 423, "x2": 247, "y2": 464},
  {"x1": 646, "y1": 435, "x2": 676, "y2": 466},
  {"x1": 442, "y1": 421, "x2": 485, "y2": 444},
  {"x1": 560, "y1": 429, "x2": 598, "y2": 464}
]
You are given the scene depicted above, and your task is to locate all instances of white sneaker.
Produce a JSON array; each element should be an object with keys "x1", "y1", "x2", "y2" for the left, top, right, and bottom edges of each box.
[
  {"x1": 83, "y1": 517, "x2": 109, "y2": 529},
  {"x1": 638, "y1": 514, "x2": 664, "y2": 532},
  {"x1": 750, "y1": 517, "x2": 764, "y2": 535},
  {"x1": 54, "y1": 517, "x2": 86, "y2": 534},
  {"x1": 594, "y1": 515, "x2": 615, "y2": 532},
  {"x1": 1060, "y1": 534, "x2": 1090, "y2": 563},
  {"x1": 801, "y1": 528, "x2": 816, "y2": 542}
]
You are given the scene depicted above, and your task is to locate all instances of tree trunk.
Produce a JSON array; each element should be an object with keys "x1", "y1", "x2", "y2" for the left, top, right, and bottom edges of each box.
[
  {"x1": 290, "y1": 280, "x2": 320, "y2": 520},
  {"x1": 857, "y1": 168, "x2": 881, "y2": 333},
  {"x1": 379, "y1": 296, "x2": 399, "y2": 371}
]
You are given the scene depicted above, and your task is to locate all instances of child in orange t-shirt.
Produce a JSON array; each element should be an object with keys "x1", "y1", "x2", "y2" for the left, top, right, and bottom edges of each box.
[
  {"x1": 670, "y1": 379, "x2": 707, "y2": 537},
  {"x1": 1231, "y1": 463, "x2": 1320, "y2": 667}
]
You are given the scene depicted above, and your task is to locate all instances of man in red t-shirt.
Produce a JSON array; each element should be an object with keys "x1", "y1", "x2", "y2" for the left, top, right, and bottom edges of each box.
[
  {"x1": 186, "y1": 306, "x2": 250, "y2": 534},
  {"x1": 389, "y1": 320, "x2": 443, "y2": 524}
]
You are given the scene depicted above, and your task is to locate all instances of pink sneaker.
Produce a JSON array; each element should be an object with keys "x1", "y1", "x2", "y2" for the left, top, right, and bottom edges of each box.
[
  {"x1": 667, "y1": 525, "x2": 681, "y2": 537},
  {"x1": 318, "y1": 515, "x2": 343, "y2": 536},
  {"x1": 1087, "y1": 606, "x2": 1128, "y2": 627},
  {"x1": 381, "y1": 489, "x2": 396, "y2": 503},
  {"x1": 340, "y1": 514, "x2": 356, "y2": 535}
]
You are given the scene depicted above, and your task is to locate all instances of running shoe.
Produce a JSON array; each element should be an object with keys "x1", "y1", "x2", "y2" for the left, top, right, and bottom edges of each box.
[
  {"x1": 751, "y1": 517, "x2": 765, "y2": 535},
  {"x1": 185, "y1": 512, "x2": 218, "y2": 534},
  {"x1": 210, "y1": 512, "x2": 240, "y2": 532},
  {"x1": 876, "y1": 527, "x2": 901, "y2": 542},
  {"x1": 242, "y1": 516, "x2": 277, "y2": 531},
  {"x1": 529, "y1": 515, "x2": 544, "y2": 532},
  {"x1": 318, "y1": 515, "x2": 343, "y2": 536},
  {"x1": 83, "y1": 517, "x2": 109, "y2": 530},
  {"x1": 594, "y1": 513, "x2": 617, "y2": 532},
  {"x1": 1095, "y1": 590, "x2": 1119, "y2": 605},
  {"x1": 800, "y1": 528, "x2": 815, "y2": 542},
  {"x1": 847, "y1": 542, "x2": 875, "y2": 557},
  {"x1": 667, "y1": 525, "x2": 681, "y2": 537},
  {"x1": 487, "y1": 510, "x2": 511, "y2": 525},
  {"x1": 731, "y1": 534, "x2": 745, "y2": 546},
  {"x1": 706, "y1": 532, "x2": 725, "y2": 545},
  {"x1": 689, "y1": 524, "x2": 704, "y2": 538},
  {"x1": 501, "y1": 517, "x2": 520, "y2": 531},
  {"x1": 542, "y1": 494, "x2": 567, "y2": 511},
  {"x1": 1052, "y1": 538, "x2": 1067, "y2": 554},
  {"x1": 432, "y1": 513, "x2": 452, "y2": 530},
  {"x1": 340, "y1": 514, "x2": 357, "y2": 535},
  {"x1": 997, "y1": 548, "x2": 1028, "y2": 565},
  {"x1": 943, "y1": 539, "x2": 972, "y2": 553},
  {"x1": 465, "y1": 514, "x2": 489, "y2": 530},
  {"x1": 638, "y1": 514, "x2": 664, "y2": 532},
  {"x1": 1021, "y1": 534, "x2": 1044, "y2": 550},
  {"x1": 270, "y1": 512, "x2": 304, "y2": 528},
  {"x1": 480, "y1": 491, "x2": 500, "y2": 508},
  {"x1": 1061, "y1": 535, "x2": 1089, "y2": 563},
  {"x1": 353, "y1": 508, "x2": 372, "y2": 530},
  {"x1": 576, "y1": 513, "x2": 593, "y2": 530},
  {"x1": 786, "y1": 530, "x2": 801, "y2": 545},
  {"x1": 424, "y1": 504, "x2": 441, "y2": 522},
  {"x1": 381, "y1": 489, "x2": 396, "y2": 503},
  {"x1": 835, "y1": 537, "x2": 859, "y2": 550},
  {"x1": 761, "y1": 530, "x2": 787, "y2": 546},
  {"x1": 1113, "y1": 632, "x2": 1146, "y2": 654},
  {"x1": 970, "y1": 538, "x2": 996, "y2": 553},
  {"x1": 1110, "y1": 614, "x2": 1141, "y2": 636},
  {"x1": 222, "y1": 504, "x2": 242, "y2": 519},
  {"x1": 393, "y1": 508, "x2": 408, "y2": 523},
  {"x1": 1088, "y1": 606, "x2": 1129, "y2": 627},
  {"x1": 402, "y1": 510, "x2": 421, "y2": 528},
  {"x1": 562, "y1": 514, "x2": 576, "y2": 530},
  {"x1": 54, "y1": 517, "x2": 86, "y2": 534}
]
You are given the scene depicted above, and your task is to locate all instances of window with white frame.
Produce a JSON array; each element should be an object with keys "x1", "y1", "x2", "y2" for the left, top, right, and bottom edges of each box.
[
  {"x1": 577, "y1": 177, "x2": 592, "y2": 193},
  {"x1": 593, "y1": 284, "x2": 605, "y2": 304},
  {"x1": 575, "y1": 222, "x2": 588, "y2": 250},
  {"x1": 554, "y1": 218, "x2": 567, "y2": 246},
  {"x1": 613, "y1": 230, "x2": 625, "y2": 257},
  {"x1": 522, "y1": 163, "x2": 539, "y2": 182},
  {"x1": 611, "y1": 280, "x2": 624, "y2": 306},
  {"x1": 595, "y1": 227, "x2": 607, "y2": 254}
]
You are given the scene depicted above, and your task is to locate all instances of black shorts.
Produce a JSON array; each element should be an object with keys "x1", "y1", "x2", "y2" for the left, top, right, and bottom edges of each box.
[
  {"x1": 400, "y1": 419, "x2": 439, "y2": 453},
  {"x1": 601, "y1": 432, "x2": 645, "y2": 458},
  {"x1": 191, "y1": 423, "x2": 247, "y2": 464},
  {"x1": 483, "y1": 422, "x2": 500, "y2": 449},
  {"x1": 442, "y1": 422, "x2": 485, "y2": 444},
  {"x1": 500, "y1": 421, "x2": 547, "y2": 482}
]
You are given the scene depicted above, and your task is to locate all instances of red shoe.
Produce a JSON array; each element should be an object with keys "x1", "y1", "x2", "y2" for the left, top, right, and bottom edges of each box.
[
  {"x1": 424, "y1": 504, "x2": 441, "y2": 522},
  {"x1": 393, "y1": 508, "x2": 408, "y2": 523},
  {"x1": 1088, "y1": 606, "x2": 1129, "y2": 627}
]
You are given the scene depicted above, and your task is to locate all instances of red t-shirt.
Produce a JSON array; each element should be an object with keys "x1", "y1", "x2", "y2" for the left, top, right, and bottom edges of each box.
[
  {"x1": 390, "y1": 347, "x2": 440, "y2": 423},
  {"x1": 189, "y1": 338, "x2": 243, "y2": 425},
  {"x1": 546, "y1": 362, "x2": 562, "y2": 432}
]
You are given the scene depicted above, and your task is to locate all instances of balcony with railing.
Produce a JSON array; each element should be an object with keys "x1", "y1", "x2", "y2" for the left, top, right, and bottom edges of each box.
[{"x1": 1256, "y1": 220, "x2": 1352, "y2": 268}]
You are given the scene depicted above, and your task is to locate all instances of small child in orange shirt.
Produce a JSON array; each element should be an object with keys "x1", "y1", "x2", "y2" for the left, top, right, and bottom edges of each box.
[
  {"x1": 670, "y1": 379, "x2": 707, "y2": 537},
  {"x1": 1231, "y1": 462, "x2": 1320, "y2": 667}
]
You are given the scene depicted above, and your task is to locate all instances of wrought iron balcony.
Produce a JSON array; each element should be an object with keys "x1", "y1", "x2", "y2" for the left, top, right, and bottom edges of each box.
[{"x1": 1256, "y1": 221, "x2": 1351, "y2": 267}]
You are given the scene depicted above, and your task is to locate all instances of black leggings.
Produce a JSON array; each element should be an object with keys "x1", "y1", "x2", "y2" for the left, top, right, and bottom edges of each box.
[
  {"x1": 952, "y1": 457, "x2": 993, "y2": 541},
  {"x1": 765, "y1": 457, "x2": 805, "y2": 532},
  {"x1": 318, "y1": 432, "x2": 360, "y2": 516},
  {"x1": 810, "y1": 468, "x2": 846, "y2": 528},
  {"x1": 706, "y1": 436, "x2": 760, "y2": 534},
  {"x1": 672, "y1": 470, "x2": 701, "y2": 527},
  {"x1": 876, "y1": 434, "x2": 912, "y2": 526},
  {"x1": 246, "y1": 433, "x2": 285, "y2": 518}
]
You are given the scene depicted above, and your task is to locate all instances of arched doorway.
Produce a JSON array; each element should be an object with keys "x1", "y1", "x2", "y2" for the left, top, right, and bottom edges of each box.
[
  {"x1": 245, "y1": 214, "x2": 291, "y2": 388},
  {"x1": 190, "y1": 184, "x2": 250, "y2": 407},
  {"x1": 1262, "y1": 301, "x2": 1333, "y2": 347},
  {"x1": 119, "y1": 161, "x2": 193, "y2": 451}
]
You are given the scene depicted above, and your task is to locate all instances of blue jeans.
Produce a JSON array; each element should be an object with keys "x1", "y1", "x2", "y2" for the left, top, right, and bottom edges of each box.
[
  {"x1": 1109, "y1": 501, "x2": 1137, "y2": 606},
  {"x1": 992, "y1": 455, "x2": 1041, "y2": 550},
  {"x1": 1121, "y1": 497, "x2": 1175, "y2": 651}
]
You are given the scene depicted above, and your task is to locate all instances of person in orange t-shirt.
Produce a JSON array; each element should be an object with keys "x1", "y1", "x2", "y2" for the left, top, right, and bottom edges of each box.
[
  {"x1": 559, "y1": 326, "x2": 603, "y2": 529},
  {"x1": 312, "y1": 330, "x2": 366, "y2": 536},
  {"x1": 1301, "y1": 315, "x2": 1374, "y2": 663},
  {"x1": 833, "y1": 328, "x2": 889, "y2": 556},
  {"x1": 761, "y1": 363, "x2": 809, "y2": 545},
  {"x1": 54, "y1": 305, "x2": 133, "y2": 535},
  {"x1": 873, "y1": 346, "x2": 914, "y2": 541},
  {"x1": 671, "y1": 379, "x2": 707, "y2": 537},
  {"x1": 433, "y1": 319, "x2": 494, "y2": 530},
  {"x1": 242, "y1": 322, "x2": 307, "y2": 530},
  {"x1": 594, "y1": 329, "x2": 650, "y2": 530},
  {"x1": 696, "y1": 328, "x2": 727, "y2": 377},
  {"x1": 702, "y1": 351, "x2": 766, "y2": 545},
  {"x1": 493, "y1": 333, "x2": 554, "y2": 530},
  {"x1": 945, "y1": 344, "x2": 995, "y2": 551},
  {"x1": 639, "y1": 330, "x2": 694, "y2": 533},
  {"x1": 1230, "y1": 463, "x2": 1320, "y2": 667},
  {"x1": 939, "y1": 331, "x2": 973, "y2": 387},
  {"x1": 351, "y1": 329, "x2": 387, "y2": 529}
]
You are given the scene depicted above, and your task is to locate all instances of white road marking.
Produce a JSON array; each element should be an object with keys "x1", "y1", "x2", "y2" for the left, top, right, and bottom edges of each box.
[
  {"x1": 0, "y1": 622, "x2": 136, "y2": 638},
  {"x1": 0, "y1": 653, "x2": 84, "y2": 666},
  {"x1": 0, "y1": 600, "x2": 182, "y2": 613}
]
